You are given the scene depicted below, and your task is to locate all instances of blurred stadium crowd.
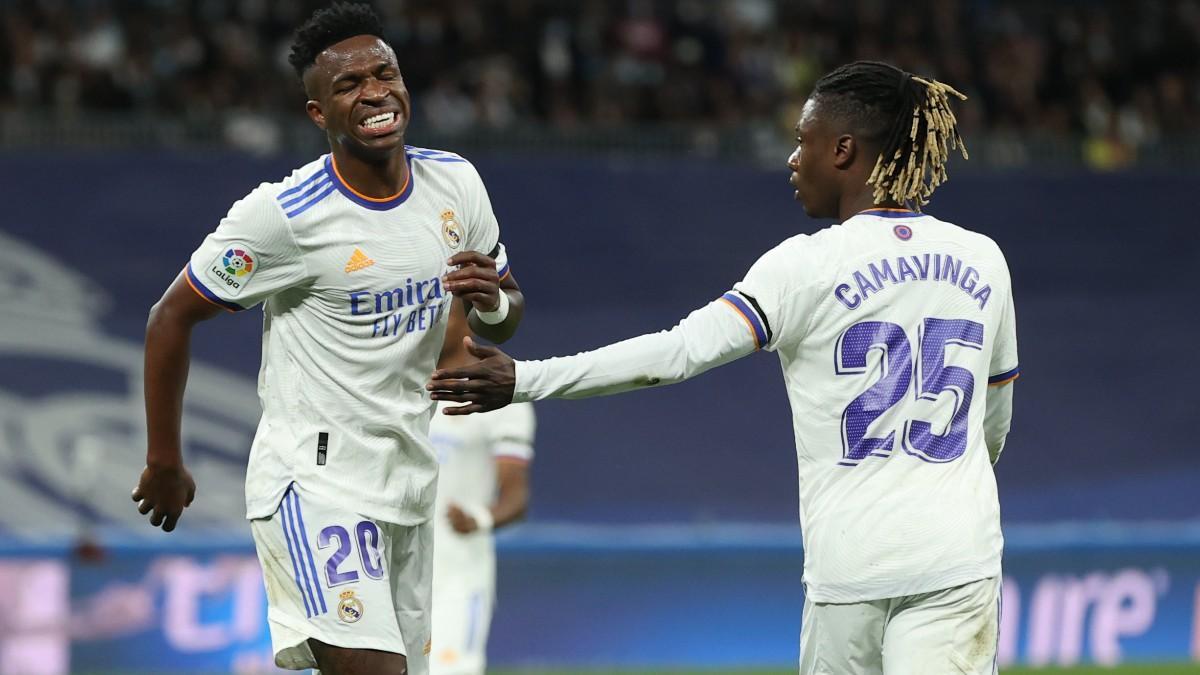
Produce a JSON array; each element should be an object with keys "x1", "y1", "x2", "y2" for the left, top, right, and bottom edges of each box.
[{"x1": 1, "y1": 0, "x2": 1198, "y2": 165}]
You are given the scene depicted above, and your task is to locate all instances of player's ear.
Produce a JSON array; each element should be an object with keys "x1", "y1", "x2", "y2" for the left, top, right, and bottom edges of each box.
[
  {"x1": 306, "y1": 100, "x2": 327, "y2": 130},
  {"x1": 833, "y1": 134, "x2": 856, "y2": 170}
]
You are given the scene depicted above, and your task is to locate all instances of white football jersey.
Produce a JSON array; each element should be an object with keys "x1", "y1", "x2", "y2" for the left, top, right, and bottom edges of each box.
[
  {"x1": 430, "y1": 402, "x2": 535, "y2": 572},
  {"x1": 185, "y1": 146, "x2": 502, "y2": 525},
  {"x1": 729, "y1": 209, "x2": 1018, "y2": 603}
]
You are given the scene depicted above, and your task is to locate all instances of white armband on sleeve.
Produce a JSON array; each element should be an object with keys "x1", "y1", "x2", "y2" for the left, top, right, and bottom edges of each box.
[
  {"x1": 513, "y1": 299, "x2": 759, "y2": 402},
  {"x1": 984, "y1": 381, "x2": 1014, "y2": 465}
]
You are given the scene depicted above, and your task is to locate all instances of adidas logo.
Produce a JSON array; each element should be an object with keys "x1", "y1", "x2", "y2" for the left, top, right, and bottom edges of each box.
[{"x1": 344, "y1": 248, "x2": 375, "y2": 273}]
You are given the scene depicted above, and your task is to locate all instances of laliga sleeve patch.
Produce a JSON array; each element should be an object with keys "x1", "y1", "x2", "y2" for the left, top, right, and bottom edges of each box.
[{"x1": 205, "y1": 244, "x2": 258, "y2": 297}]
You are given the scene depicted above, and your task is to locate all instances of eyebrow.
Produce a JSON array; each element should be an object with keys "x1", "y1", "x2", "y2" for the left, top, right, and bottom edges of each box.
[{"x1": 330, "y1": 60, "x2": 396, "y2": 86}]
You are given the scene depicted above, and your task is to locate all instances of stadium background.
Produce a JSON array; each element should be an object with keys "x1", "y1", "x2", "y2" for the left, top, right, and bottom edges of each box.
[{"x1": 0, "y1": 0, "x2": 1196, "y2": 673}]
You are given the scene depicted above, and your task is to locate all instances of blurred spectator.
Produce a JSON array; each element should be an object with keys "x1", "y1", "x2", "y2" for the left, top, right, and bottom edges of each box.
[{"x1": 0, "y1": 0, "x2": 1196, "y2": 159}]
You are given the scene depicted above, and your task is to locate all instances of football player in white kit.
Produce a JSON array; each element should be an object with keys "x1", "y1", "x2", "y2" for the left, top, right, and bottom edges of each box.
[
  {"x1": 429, "y1": 314, "x2": 535, "y2": 675},
  {"x1": 428, "y1": 401, "x2": 534, "y2": 675},
  {"x1": 130, "y1": 5, "x2": 524, "y2": 675},
  {"x1": 430, "y1": 61, "x2": 1018, "y2": 675}
]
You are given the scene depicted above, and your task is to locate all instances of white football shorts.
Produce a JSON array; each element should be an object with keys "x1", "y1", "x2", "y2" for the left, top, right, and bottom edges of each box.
[
  {"x1": 250, "y1": 482, "x2": 432, "y2": 674},
  {"x1": 800, "y1": 576, "x2": 1001, "y2": 675}
]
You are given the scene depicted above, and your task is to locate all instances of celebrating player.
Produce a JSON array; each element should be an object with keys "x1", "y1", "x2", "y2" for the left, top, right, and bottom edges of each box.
[
  {"x1": 130, "y1": 4, "x2": 523, "y2": 674},
  {"x1": 429, "y1": 61, "x2": 1018, "y2": 674}
]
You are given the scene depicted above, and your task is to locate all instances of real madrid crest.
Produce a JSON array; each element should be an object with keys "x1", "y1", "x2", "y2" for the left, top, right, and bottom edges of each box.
[
  {"x1": 338, "y1": 590, "x2": 364, "y2": 623},
  {"x1": 441, "y1": 209, "x2": 463, "y2": 250}
]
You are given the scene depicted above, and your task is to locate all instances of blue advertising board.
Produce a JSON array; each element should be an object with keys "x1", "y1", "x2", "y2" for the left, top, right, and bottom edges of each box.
[{"x1": 1, "y1": 527, "x2": 1198, "y2": 673}]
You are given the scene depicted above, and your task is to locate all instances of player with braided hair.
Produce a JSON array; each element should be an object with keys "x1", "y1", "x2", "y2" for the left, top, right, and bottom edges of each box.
[
  {"x1": 809, "y1": 61, "x2": 969, "y2": 210},
  {"x1": 431, "y1": 60, "x2": 1018, "y2": 674}
]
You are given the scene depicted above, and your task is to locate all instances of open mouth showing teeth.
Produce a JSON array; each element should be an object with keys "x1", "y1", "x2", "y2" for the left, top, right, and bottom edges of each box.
[{"x1": 360, "y1": 112, "x2": 396, "y2": 130}]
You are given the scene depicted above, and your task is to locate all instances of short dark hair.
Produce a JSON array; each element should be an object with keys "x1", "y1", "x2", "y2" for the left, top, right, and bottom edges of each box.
[
  {"x1": 812, "y1": 61, "x2": 969, "y2": 210},
  {"x1": 288, "y1": 2, "x2": 386, "y2": 78}
]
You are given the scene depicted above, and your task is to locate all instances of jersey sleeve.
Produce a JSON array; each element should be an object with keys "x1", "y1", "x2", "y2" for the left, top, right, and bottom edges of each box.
[
  {"x1": 488, "y1": 403, "x2": 536, "y2": 462},
  {"x1": 185, "y1": 184, "x2": 309, "y2": 311},
  {"x1": 513, "y1": 298, "x2": 758, "y2": 402},
  {"x1": 729, "y1": 236, "x2": 818, "y2": 352},
  {"x1": 988, "y1": 284, "x2": 1019, "y2": 386},
  {"x1": 458, "y1": 162, "x2": 501, "y2": 257},
  {"x1": 493, "y1": 242, "x2": 512, "y2": 280}
]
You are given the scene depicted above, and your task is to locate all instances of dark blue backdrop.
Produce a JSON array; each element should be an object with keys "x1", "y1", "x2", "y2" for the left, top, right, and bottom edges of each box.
[{"x1": 2, "y1": 151, "x2": 1196, "y2": 525}]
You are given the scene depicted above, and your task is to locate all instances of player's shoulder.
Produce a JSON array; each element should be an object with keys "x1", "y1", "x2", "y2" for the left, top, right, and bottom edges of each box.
[
  {"x1": 488, "y1": 401, "x2": 536, "y2": 429},
  {"x1": 919, "y1": 214, "x2": 1009, "y2": 266},
  {"x1": 754, "y1": 227, "x2": 838, "y2": 270},
  {"x1": 503, "y1": 401, "x2": 536, "y2": 423},
  {"x1": 215, "y1": 158, "x2": 330, "y2": 232},
  {"x1": 405, "y1": 145, "x2": 486, "y2": 192},
  {"x1": 463, "y1": 402, "x2": 534, "y2": 448},
  {"x1": 260, "y1": 155, "x2": 339, "y2": 221},
  {"x1": 405, "y1": 145, "x2": 480, "y2": 177},
  {"x1": 406, "y1": 144, "x2": 470, "y2": 165}
]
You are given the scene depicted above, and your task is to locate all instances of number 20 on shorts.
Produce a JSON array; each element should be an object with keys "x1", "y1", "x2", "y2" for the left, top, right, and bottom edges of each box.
[
  {"x1": 318, "y1": 521, "x2": 386, "y2": 587},
  {"x1": 835, "y1": 318, "x2": 985, "y2": 466}
]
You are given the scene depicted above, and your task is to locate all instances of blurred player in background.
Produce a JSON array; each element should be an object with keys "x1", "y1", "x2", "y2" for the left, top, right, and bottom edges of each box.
[
  {"x1": 430, "y1": 61, "x2": 1018, "y2": 675},
  {"x1": 430, "y1": 311, "x2": 535, "y2": 675},
  {"x1": 429, "y1": 403, "x2": 534, "y2": 675},
  {"x1": 131, "y1": 3, "x2": 524, "y2": 674}
]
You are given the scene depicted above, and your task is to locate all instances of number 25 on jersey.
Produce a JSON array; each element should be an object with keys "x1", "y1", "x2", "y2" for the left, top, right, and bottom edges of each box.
[{"x1": 835, "y1": 318, "x2": 984, "y2": 466}]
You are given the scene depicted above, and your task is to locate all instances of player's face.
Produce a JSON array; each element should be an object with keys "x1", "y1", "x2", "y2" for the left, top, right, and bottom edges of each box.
[
  {"x1": 787, "y1": 98, "x2": 839, "y2": 218},
  {"x1": 304, "y1": 35, "x2": 411, "y2": 160}
]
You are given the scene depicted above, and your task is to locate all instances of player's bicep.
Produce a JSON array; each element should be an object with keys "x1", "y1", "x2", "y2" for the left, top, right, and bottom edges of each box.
[
  {"x1": 717, "y1": 290, "x2": 774, "y2": 352},
  {"x1": 158, "y1": 268, "x2": 226, "y2": 324},
  {"x1": 988, "y1": 268, "x2": 1019, "y2": 383},
  {"x1": 461, "y1": 163, "x2": 501, "y2": 255},
  {"x1": 496, "y1": 459, "x2": 530, "y2": 494},
  {"x1": 437, "y1": 297, "x2": 472, "y2": 369},
  {"x1": 677, "y1": 298, "x2": 761, "y2": 372}
]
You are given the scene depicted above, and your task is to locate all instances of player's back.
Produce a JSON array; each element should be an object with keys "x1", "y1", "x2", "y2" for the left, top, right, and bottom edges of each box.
[{"x1": 736, "y1": 209, "x2": 1017, "y2": 603}]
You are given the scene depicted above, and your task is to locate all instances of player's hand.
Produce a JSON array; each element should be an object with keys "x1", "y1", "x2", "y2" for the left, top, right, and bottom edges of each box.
[
  {"x1": 427, "y1": 337, "x2": 516, "y2": 415},
  {"x1": 131, "y1": 463, "x2": 196, "y2": 532},
  {"x1": 446, "y1": 504, "x2": 479, "y2": 534},
  {"x1": 443, "y1": 251, "x2": 501, "y2": 312}
]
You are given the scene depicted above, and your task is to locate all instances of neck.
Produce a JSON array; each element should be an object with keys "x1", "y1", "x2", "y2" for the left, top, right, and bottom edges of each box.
[
  {"x1": 839, "y1": 190, "x2": 906, "y2": 222},
  {"x1": 330, "y1": 144, "x2": 409, "y2": 199}
]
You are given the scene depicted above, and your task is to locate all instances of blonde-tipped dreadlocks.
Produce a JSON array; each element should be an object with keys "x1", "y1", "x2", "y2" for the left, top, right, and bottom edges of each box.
[{"x1": 812, "y1": 62, "x2": 969, "y2": 210}]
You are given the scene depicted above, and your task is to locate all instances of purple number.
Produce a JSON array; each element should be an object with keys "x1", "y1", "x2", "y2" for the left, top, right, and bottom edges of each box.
[
  {"x1": 903, "y1": 318, "x2": 984, "y2": 462},
  {"x1": 318, "y1": 525, "x2": 359, "y2": 586},
  {"x1": 356, "y1": 521, "x2": 385, "y2": 580},
  {"x1": 835, "y1": 321, "x2": 912, "y2": 464}
]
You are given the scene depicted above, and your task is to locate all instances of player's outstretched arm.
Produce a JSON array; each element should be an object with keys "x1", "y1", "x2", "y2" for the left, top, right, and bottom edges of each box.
[
  {"x1": 428, "y1": 297, "x2": 760, "y2": 414},
  {"x1": 132, "y1": 271, "x2": 222, "y2": 532},
  {"x1": 443, "y1": 251, "x2": 524, "y2": 343}
]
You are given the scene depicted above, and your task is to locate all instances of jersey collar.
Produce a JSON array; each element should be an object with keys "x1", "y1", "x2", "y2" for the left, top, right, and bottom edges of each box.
[
  {"x1": 326, "y1": 153, "x2": 414, "y2": 211},
  {"x1": 859, "y1": 207, "x2": 923, "y2": 218}
]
